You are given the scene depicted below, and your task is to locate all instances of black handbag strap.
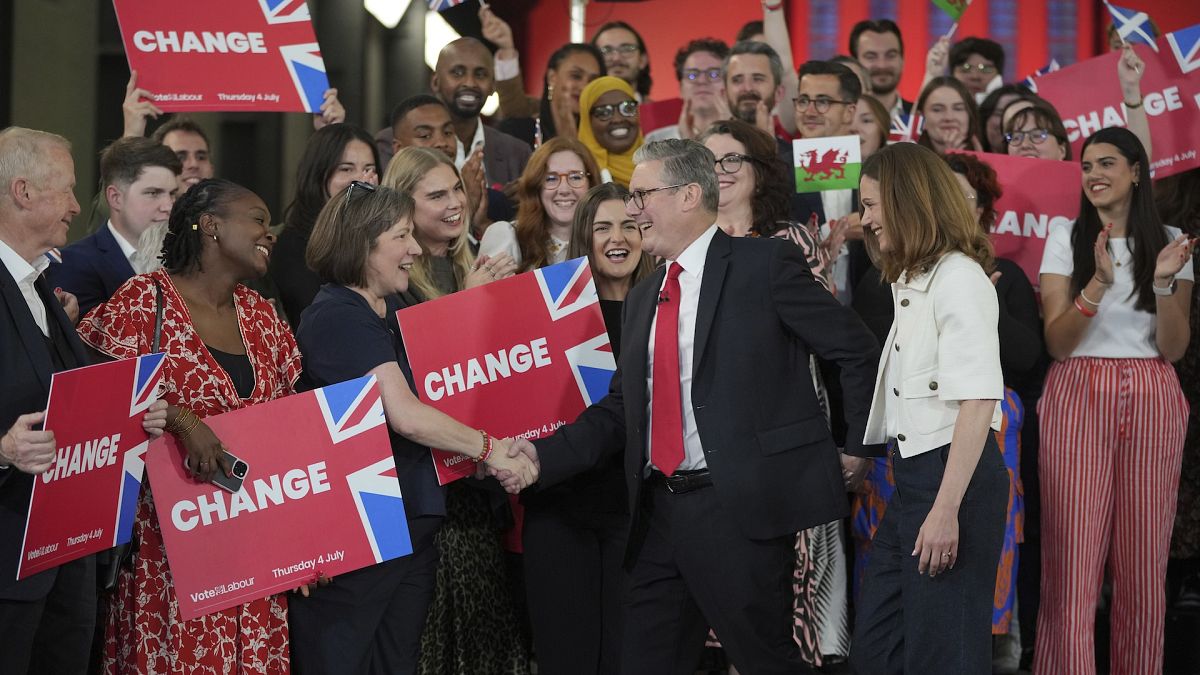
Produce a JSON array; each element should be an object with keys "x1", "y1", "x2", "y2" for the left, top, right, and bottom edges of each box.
[{"x1": 152, "y1": 279, "x2": 164, "y2": 353}]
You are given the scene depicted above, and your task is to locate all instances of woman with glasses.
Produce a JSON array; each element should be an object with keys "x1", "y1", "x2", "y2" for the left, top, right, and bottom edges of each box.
[
  {"x1": 520, "y1": 183, "x2": 653, "y2": 675},
  {"x1": 850, "y1": 142, "x2": 1009, "y2": 675},
  {"x1": 577, "y1": 76, "x2": 644, "y2": 187},
  {"x1": 916, "y1": 77, "x2": 983, "y2": 154},
  {"x1": 949, "y1": 37, "x2": 1005, "y2": 99},
  {"x1": 480, "y1": 137, "x2": 602, "y2": 272},
  {"x1": 1003, "y1": 104, "x2": 1071, "y2": 162},
  {"x1": 80, "y1": 179, "x2": 301, "y2": 673},
  {"x1": 290, "y1": 183, "x2": 538, "y2": 674},
  {"x1": 697, "y1": 118, "x2": 844, "y2": 667},
  {"x1": 271, "y1": 123, "x2": 379, "y2": 325},
  {"x1": 1035, "y1": 126, "x2": 1192, "y2": 675}
]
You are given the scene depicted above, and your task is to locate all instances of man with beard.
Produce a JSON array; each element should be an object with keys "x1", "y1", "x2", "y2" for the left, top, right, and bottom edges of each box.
[
  {"x1": 849, "y1": 19, "x2": 913, "y2": 119},
  {"x1": 46, "y1": 137, "x2": 180, "y2": 317},
  {"x1": 431, "y1": 38, "x2": 532, "y2": 190},
  {"x1": 592, "y1": 21, "x2": 653, "y2": 101},
  {"x1": 722, "y1": 41, "x2": 790, "y2": 144}
]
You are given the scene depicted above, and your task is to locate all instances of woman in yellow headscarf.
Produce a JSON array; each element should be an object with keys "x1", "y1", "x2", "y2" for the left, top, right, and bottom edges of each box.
[{"x1": 577, "y1": 76, "x2": 644, "y2": 187}]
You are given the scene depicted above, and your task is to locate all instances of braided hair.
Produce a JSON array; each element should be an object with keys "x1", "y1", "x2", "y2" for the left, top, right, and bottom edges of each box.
[{"x1": 161, "y1": 178, "x2": 253, "y2": 274}]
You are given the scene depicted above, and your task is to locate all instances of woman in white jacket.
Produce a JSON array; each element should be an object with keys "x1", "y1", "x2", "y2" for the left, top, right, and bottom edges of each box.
[{"x1": 849, "y1": 142, "x2": 1009, "y2": 674}]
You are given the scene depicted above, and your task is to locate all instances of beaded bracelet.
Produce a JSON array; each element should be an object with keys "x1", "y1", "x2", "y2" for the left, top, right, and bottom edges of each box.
[{"x1": 473, "y1": 430, "x2": 493, "y2": 464}]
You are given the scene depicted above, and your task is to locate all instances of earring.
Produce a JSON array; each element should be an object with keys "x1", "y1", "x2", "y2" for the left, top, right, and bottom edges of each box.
[
  {"x1": 547, "y1": 84, "x2": 555, "y2": 102},
  {"x1": 211, "y1": 233, "x2": 218, "y2": 242},
  {"x1": 191, "y1": 223, "x2": 199, "y2": 231}
]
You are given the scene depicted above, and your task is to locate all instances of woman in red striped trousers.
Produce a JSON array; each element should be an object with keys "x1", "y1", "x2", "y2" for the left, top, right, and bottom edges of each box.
[{"x1": 1035, "y1": 126, "x2": 1194, "y2": 674}]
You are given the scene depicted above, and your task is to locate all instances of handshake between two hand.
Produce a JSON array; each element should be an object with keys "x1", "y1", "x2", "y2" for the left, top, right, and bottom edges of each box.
[{"x1": 479, "y1": 437, "x2": 541, "y2": 494}]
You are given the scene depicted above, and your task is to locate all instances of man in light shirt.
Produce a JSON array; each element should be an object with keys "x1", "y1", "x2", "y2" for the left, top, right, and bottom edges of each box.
[{"x1": 47, "y1": 136, "x2": 180, "y2": 317}]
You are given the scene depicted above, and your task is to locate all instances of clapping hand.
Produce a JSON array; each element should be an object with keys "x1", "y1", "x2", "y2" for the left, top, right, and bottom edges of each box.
[
  {"x1": 54, "y1": 287, "x2": 79, "y2": 325},
  {"x1": 1093, "y1": 223, "x2": 1115, "y2": 286},
  {"x1": 486, "y1": 437, "x2": 540, "y2": 493},
  {"x1": 1155, "y1": 233, "x2": 1194, "y2": 282},
  {"x1": 466, "y1": 253, "x2": 518, "y2": 289}
]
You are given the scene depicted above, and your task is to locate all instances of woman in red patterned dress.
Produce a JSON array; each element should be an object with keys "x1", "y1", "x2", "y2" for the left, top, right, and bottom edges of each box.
[{"x1": 78, "y1": 179, "x2": 301, "y2": 674}]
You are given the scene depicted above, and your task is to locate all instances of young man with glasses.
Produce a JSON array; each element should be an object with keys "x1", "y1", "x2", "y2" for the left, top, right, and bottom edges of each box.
[
  {"x1": 646, "y1": 38, "x2": 731, "y2": 142},
  {"x1": 592, "y1": 22, "x2": 653, "y2": 101},
  {"x1": 949, "y1": 37, "x2": 1006, "y2": 100}
]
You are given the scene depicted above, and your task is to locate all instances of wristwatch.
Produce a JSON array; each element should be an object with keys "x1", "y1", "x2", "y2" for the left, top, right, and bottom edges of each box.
[{"x1": 1153, "y1": 277, "x2": 1177, "y2": 296}]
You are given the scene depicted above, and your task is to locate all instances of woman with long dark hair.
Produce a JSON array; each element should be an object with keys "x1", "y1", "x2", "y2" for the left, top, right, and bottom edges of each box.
[
  {"x1": 270, "y1": 123, "x2": 379, "y2": 324},
  {"x1": 1035, "y1": 126, "x2": 1193, "y2": 674}
]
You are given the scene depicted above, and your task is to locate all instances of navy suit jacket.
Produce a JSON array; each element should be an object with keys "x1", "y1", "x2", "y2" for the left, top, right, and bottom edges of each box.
[
  {"x1": 534, "y1": 230, "x2": 882, "y2": 562},
  {"x1": 46, "y1": 225, "x2": 136, "y2": 318},
  {"x1": 0, "y1": 265, "x2": 90, "y2": 599}
]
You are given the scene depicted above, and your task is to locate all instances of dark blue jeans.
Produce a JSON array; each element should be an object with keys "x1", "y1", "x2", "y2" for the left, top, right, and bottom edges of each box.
[{"x1": 851, "y1": 436, "x2": 1008, "y2": 675}]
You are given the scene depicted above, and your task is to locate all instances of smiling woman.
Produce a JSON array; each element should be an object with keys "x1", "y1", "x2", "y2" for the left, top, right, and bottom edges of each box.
[{"x1": 577, "y1": 76, "x2": 644, "y2": 187}]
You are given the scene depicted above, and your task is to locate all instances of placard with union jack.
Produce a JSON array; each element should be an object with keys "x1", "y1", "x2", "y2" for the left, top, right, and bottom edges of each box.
[
  {"x1": 145, "y1": 375, "x2": 410, "y2": 620},
  {"x1": 396, "y1": 258, "x2": 615, "y2": 485},
  {"x1": 112, "y1": 0, "x2": 330, "y2": 112},
  {"x1": 18, "y1": 354, "x2": 165, "y2": 579}
]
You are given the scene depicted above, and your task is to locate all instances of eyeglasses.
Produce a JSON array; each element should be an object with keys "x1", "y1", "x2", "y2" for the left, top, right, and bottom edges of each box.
[
  {"x1": 1004, "y1": 128, "x2": 1051, "y2": 146},
  {"x1": 343, "y1": 180, "x2": 377, "y2": 207},
  {"x1": 590, "y1": 100, "x2": 639, "y2": 121},
  {"x1": 714, "y1": 153, "x2": 761, "y2": 175},
  {"x1": 955, "y1": 62, "x2": 998, "y2": 75},
  {"x1": 543, "y1": 171, "x2": 590, "y2": 190},
  {"x1": 793, "y1": 95, "x2": 854, "y2": 113},
  {"x1": 682, "y1": 67, "x2": 723, "y2": 82},
  {"x1": 623, "y1": 183, "x2": 688, "y2": 210},
  {"x1": 599, "y1": 44, "x2": 639, "y2": 57}
]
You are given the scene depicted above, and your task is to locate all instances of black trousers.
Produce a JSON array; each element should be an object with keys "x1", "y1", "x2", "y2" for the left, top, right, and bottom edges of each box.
[
  {"x1": 523, "y1": 506, "x2": 628, "y2": 675},
  {"x1": 850, "y1": 437, "x2": 1008, "y2": 675},
  {"x1": 289, "y1": 516, "x2": 441, "y2": 675},
  {"x1": 620, "y1": 481, "x2": 809, "y2": 675},
  {"x1": 0, "y1": 555, "x2": 96, "y2": 675}
]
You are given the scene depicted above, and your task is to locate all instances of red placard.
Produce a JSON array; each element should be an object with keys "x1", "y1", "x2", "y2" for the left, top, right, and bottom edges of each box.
[
  {"x1": 19, "y1": 354, "x2": 164, "y2": 579},
  {"x1": 145, "y1": 376, "x2": 411, "y2": 620},
  {"x1": 111, "y1": 0, "x2": 329, "y2": 112},
  {"x1": 639, "y1": 98, "x2": 684, "y2": 136},
  {"x1": 1035, "y1": 25, "x2": 1200, "y2": 179},
  {"x1": 396, "y1": 258, "x2": 615, "y2": 485},
  {"x1": 957, "y1": 151, "x2": 1082, "y2": 289}
]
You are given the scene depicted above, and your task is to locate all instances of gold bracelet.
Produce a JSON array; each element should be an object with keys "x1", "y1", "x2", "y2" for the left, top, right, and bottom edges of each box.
[
  {"x1": 165, "y1": 407, "x2": 190, "y2": 435},
  {"x1": 178, "y1": 414, "x2": 202, "y2": 438}
]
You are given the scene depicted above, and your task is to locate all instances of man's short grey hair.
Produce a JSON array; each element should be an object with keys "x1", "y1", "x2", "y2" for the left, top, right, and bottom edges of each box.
[
  {"x1": 722, "y1": 40, "x2": 784, "y2": 89},
  {"x1": 633, "y1": 139, "x2": 719, "y2": 213},
  {"x1": 0, "y1": 127, "x2": 71, "y2": 193}
]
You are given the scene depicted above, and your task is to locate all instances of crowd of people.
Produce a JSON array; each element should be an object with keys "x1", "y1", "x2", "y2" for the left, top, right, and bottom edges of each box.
[{"x1": 2, "y1": 4, "x2": 1198, "y2": 675}]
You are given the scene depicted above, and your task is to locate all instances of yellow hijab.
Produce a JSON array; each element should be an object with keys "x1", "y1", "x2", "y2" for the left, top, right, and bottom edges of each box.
[{"x1": 577, "y1": 76, "x2": 644, "y2": 187}]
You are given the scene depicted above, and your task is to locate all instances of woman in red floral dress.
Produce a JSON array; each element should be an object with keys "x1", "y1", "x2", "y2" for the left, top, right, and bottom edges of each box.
[{"x1": 78, "y1": 179, "x2": 301, "y2": 674}]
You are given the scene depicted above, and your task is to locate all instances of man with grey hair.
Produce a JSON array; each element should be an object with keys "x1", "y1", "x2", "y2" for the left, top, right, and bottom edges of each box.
[
  {"x1": 0, "y1": 127, "x2": 167, "y2": 672},
  {"x1": 511, "y1": 139, "x2": 881, "y2": 673}
]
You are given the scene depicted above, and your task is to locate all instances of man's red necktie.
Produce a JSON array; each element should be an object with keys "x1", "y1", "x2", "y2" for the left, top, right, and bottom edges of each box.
[{"x1": 651, "y1": 262, "x2": 685, "y2": 476}]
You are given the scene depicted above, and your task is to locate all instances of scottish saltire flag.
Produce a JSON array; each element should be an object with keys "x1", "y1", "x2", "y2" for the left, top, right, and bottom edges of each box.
[
  {"x1": 1105, "y1": 2, "x2": 1159, "y2": 52},
  {"x1": 1022, "y1": 59, "x2": 1061, "y2": 93},
  {"x1": 889, "y1": 111, "x2": 922, "y2": 144},
  {"x1": 429, "y1": 0, "x2": 469, "y2": 11},
  {"x1": 1167, "y1": 22, "x2": 1200, "y2": 74},
  {"x1": 793, "y1": 135, "x2": 861, "y2": 193},
  {"x1": 932, "y1": 0, "x2": 971, "y2": 21}
]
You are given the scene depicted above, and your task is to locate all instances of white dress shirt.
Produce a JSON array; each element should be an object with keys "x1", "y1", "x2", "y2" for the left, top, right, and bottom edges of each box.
[
  {"x1": 645, "y1": 224, "x2": 718, "y2": 471},
  {"x1": 0, "y1": 238, "x2": 51, "y2": 336},
  {"x1": 819, "y1": 189, "x2": 855, "y2": 304},
  {"x1": 454, "y1": 118, "x2": 487, "y2": 171},
  {"x1": 107, "y1": 220, "x2": 146, "y2": 273}
]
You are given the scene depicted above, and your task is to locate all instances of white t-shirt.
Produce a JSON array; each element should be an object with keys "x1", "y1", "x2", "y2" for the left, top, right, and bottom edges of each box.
[
  {"x1": 1039, "y1": 221, "x2": 1193, "y2": 358},
  {"x1": 477, "y1": 221, "x2": 568, "y2": 268}
]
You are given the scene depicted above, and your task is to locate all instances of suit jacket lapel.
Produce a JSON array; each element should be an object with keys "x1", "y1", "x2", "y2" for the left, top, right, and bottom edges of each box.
[
  {"x1": 693, "y1": 230, "x2": 730, "y2": 378},
  {"x1": 0, "y1": 268, "x2": 54, "y2": 391},
  {"x1": 623, "y1": 266, "x2": 661, "y2": 402},
  {"x1": 97, "y1": 226, "x2": 136, "y2": 279},
  {"x1": 36, "y1": 277, "x2": 88, "y2": 365}
]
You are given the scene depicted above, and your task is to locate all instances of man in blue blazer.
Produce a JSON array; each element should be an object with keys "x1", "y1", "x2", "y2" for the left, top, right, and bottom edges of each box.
[
  {"x1": 47, "y1": 136, "x2": 180, "y2": 317},
  {"x1": 508, "y1": 140, "x2": 882, "y2": 674}
]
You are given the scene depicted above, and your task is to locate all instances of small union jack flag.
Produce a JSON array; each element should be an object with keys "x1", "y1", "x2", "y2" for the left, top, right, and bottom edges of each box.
[
  {"x1": 888, "y1": 111, "x2": 922, "y2": 144},
  {"x1": 1021, "y1": 59, "x2": 1061, "y2": 93},
  {"x1": 1106, "y1": 2, "x2": 1159, "y2": 52},
  {"x1": 428, "y1": 0, "x2": 469, "y2": 11}
]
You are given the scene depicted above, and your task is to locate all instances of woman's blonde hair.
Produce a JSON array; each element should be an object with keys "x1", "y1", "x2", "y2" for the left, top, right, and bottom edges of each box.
[
  {"x1": 381, "y1": 147, "x2": 475, "y2": 300},
  {"x1": 861, "y1": 143, "x2": 993, "y2": 282}
]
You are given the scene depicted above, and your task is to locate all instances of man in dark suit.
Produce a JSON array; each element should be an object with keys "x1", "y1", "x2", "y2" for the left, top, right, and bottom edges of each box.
[
  {"x1": 503, "y1": 139, "x2": 881, "y2": 674},
  {"x1": 0, "y1": 126, "x2": 167, "y2": 674},
  {"x1": 46, "y1": 137, "x2": 180, "y2": 317}
]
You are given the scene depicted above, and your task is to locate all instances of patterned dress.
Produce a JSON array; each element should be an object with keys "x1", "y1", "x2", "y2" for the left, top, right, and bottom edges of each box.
[{"x1": 78, "y1": 270, "x2": 302, "y2": 675}]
